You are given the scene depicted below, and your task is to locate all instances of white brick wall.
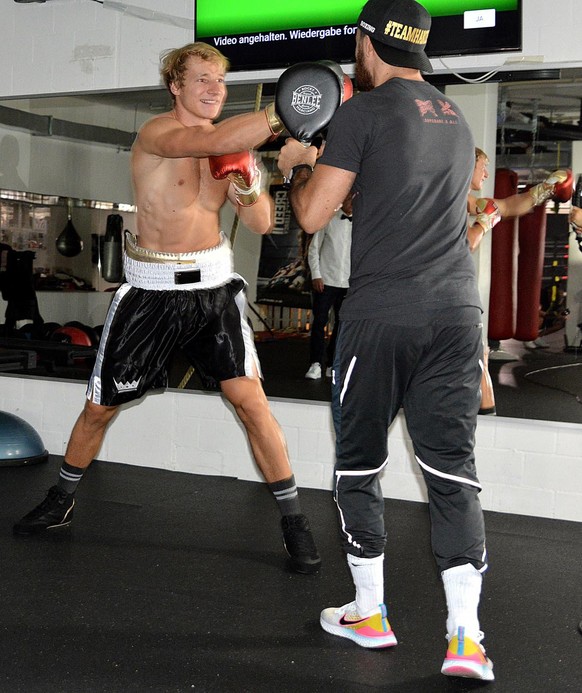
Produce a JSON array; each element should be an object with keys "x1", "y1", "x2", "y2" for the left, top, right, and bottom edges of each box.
[{"x1": 2, "y1": 374, "x2": 581, "y2": 523}]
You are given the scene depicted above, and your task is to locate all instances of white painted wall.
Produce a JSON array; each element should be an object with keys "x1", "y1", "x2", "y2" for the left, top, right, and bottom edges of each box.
[
  {"x1": 2, "y1": 373, "x2": 581, "y2": 523},
  {"x1": 1, "y1": 0, "x2": 582, "y2": 100},
  {"x1": 1, "y1": 0, "x2": 195, "y2": 98}
]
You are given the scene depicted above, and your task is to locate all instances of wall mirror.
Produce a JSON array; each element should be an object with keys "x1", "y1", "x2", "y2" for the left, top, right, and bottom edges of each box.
[{"x1": 0, "y1": 72, "x2": 581, "y2": 425}]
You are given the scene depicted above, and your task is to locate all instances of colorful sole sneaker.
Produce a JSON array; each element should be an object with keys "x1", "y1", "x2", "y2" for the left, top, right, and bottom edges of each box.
[
  {"x1": 441, "y1": 627, "x2": 494, "y2": 681},
  {"x1": 320, "y1": 601, "x2": 397, "y2": 649}
]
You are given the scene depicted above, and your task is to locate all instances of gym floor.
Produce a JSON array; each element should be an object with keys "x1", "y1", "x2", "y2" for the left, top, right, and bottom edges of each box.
[{"x1": 1, "y1": 456, "x2": 580, "y2": 692}]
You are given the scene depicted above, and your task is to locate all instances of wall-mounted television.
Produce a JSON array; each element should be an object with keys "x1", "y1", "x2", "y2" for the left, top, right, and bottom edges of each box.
[{"x1": 195, "y1": 0, "x2": 522, "y2": 73}]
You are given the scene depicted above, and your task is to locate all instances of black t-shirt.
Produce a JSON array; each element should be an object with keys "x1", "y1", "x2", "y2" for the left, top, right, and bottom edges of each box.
[{"x1": 319, "y1": 78, "x2": 481, "y2": 325}]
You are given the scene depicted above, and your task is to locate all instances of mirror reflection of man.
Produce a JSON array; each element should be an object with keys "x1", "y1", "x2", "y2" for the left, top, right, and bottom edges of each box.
[
  {"x1": 468, "y1": 149, "x2": 571, "y2": 252},
  {"x1": 468, "y1": 149, "x2": 573, "y2": 406},
  {"x1": 305, "y1": 193, "x2": 352, "y2": 380},
  {"x1": 13, "y1": 42, "x2": 321, "y2": 576}
]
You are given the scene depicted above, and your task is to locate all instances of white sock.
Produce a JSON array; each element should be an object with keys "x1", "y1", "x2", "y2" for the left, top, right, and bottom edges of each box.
[
  {"x1": 442, "y1": 563, "x2": 483, "y2": 642},
  {"x1": 347, "y1": 553, "x2": 384, "y2": 616}
]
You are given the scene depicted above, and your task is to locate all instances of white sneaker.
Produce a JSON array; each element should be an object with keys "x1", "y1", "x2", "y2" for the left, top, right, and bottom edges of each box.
[
  {"x1": 305, "y1": 363, "x2": 322, "y2": 380},
  {"x1": 320, "y1": 601, "x2": 397, "y2": 649},
  {"x1": 488, "y1": 349, "x2": 519, "y2": 361}
]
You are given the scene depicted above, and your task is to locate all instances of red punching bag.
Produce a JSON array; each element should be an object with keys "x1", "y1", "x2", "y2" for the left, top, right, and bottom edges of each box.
[
  {"x1": 515, "y1": 202, "x2": 546, "y2": 341},
  {"x1": 488, "y1": 168, "x2": 519, "y2": 340}
]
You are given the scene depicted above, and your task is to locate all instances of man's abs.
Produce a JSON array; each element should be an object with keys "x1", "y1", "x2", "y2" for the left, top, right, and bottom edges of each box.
[
  {"x1": 132, "y1": 150, "x2": 229, "y2": 252},
  {"x1": 135, "y1": 205, "x2": 223, "y2": 253}
]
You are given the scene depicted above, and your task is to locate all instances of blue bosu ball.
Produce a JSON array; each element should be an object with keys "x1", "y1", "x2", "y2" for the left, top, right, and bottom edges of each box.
[{"x1": 0, "y1": 411, "x2": 49, "y2": 467}]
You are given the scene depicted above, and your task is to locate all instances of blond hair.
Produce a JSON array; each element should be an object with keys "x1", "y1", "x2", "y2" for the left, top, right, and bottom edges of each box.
[
  {"x1": 160, "y1": 42, "x2": 229, "y2": 101},
  {"x1": 475, "y1": 147, "x2": 489, "y2": 163}
]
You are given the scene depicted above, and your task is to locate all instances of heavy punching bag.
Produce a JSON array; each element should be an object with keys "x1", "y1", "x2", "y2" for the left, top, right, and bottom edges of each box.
[
  {"x1": 101, "y1": 213, "x2": 124, "y2": 283},
  {"x1": 515, "y1": 201, "x2": 546, "y2": 341},
  {"x1": 488, "y1": 168, "x2": 519, "y2": 340}
]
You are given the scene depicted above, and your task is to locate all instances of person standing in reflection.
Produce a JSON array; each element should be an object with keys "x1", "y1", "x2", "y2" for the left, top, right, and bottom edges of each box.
[{"x1": 305, "y1": 194, "x2": 352, "y2": 380}]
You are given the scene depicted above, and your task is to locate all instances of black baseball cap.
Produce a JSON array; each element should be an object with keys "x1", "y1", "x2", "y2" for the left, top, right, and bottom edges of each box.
[{"x1": 357, "y1": 0, "x2": 433, "y2": 74}]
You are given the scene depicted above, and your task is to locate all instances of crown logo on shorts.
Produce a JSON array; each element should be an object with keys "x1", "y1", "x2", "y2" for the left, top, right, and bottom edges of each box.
[{"x1": 114, "y1": 378, "x2": 141, "y2": 393}]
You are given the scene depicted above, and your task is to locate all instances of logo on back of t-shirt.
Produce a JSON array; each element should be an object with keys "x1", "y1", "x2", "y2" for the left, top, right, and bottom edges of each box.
[{"x1": 414, "y1": 99, "x2": 459, "y2": 125}]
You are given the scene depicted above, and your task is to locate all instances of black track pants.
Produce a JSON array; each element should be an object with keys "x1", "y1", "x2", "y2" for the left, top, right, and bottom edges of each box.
[{"x1": 331, "y1": 314, "x2": 488, "y2": 573}]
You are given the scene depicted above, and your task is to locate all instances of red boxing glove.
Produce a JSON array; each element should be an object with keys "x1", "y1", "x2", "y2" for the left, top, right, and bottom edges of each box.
[
  {"x1": 529, "y1": 169, "x2": 573, "y2": 206},
  {"x1": 208, "y1": 150, "x2": 261, "y2": 206},
  {"x1": 475, "y1": 198, "x2": 501, "y2": 235}
]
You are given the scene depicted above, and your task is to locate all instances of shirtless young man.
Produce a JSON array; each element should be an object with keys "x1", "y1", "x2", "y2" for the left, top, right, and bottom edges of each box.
[{"x1": 13, "y1": 42, "x2": 321, "y2": 575}]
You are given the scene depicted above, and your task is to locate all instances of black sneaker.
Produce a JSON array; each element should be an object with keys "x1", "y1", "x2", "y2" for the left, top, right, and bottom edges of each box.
[
  {"x1": 13, "y1": 486, "x2": 75, "y2": 535},
  {"x1": 281, "y1": 514, "x2": 321, "y2": 574}
]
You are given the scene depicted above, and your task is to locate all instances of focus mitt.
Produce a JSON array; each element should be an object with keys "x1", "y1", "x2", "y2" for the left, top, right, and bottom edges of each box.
[{"x1": 273, "y1": 61, "x2": 352, "y2": 145}]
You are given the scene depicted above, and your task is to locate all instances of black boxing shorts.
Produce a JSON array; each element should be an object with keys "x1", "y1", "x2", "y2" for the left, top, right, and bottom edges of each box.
[{"x1": 86, "y1": 233, "x2": 262, "y2": 406}]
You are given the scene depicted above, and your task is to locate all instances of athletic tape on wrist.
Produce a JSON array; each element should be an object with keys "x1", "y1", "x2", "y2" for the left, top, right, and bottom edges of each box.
[{"x1": 231, "y1": 168, "x2": 262, "y2": 206}]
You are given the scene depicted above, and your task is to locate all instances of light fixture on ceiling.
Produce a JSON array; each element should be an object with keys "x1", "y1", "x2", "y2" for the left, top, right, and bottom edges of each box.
[{"x1": 14, "y1": 1, "x2": 47, "y2": 4}]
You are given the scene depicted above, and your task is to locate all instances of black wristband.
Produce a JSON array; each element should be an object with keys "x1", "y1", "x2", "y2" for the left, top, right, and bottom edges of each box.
[{"x1": 289, "y1": 164, "x2": 313, "y2": 182}]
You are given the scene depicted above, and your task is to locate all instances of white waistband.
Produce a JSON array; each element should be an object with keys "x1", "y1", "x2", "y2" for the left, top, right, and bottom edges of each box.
[{"x1": 123, "y1": 233, "x2": 234, "y2": 290}]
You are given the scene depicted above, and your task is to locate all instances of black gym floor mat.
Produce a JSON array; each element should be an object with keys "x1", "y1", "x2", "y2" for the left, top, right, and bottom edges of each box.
[{"x1": 0, "y1": 457, "x2": 580, "y2": 692}]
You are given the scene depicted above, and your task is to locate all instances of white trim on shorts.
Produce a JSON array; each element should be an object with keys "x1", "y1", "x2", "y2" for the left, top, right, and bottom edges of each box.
[{"x1": 124, "y1": 233, "x2": 235, "y2": 290}]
